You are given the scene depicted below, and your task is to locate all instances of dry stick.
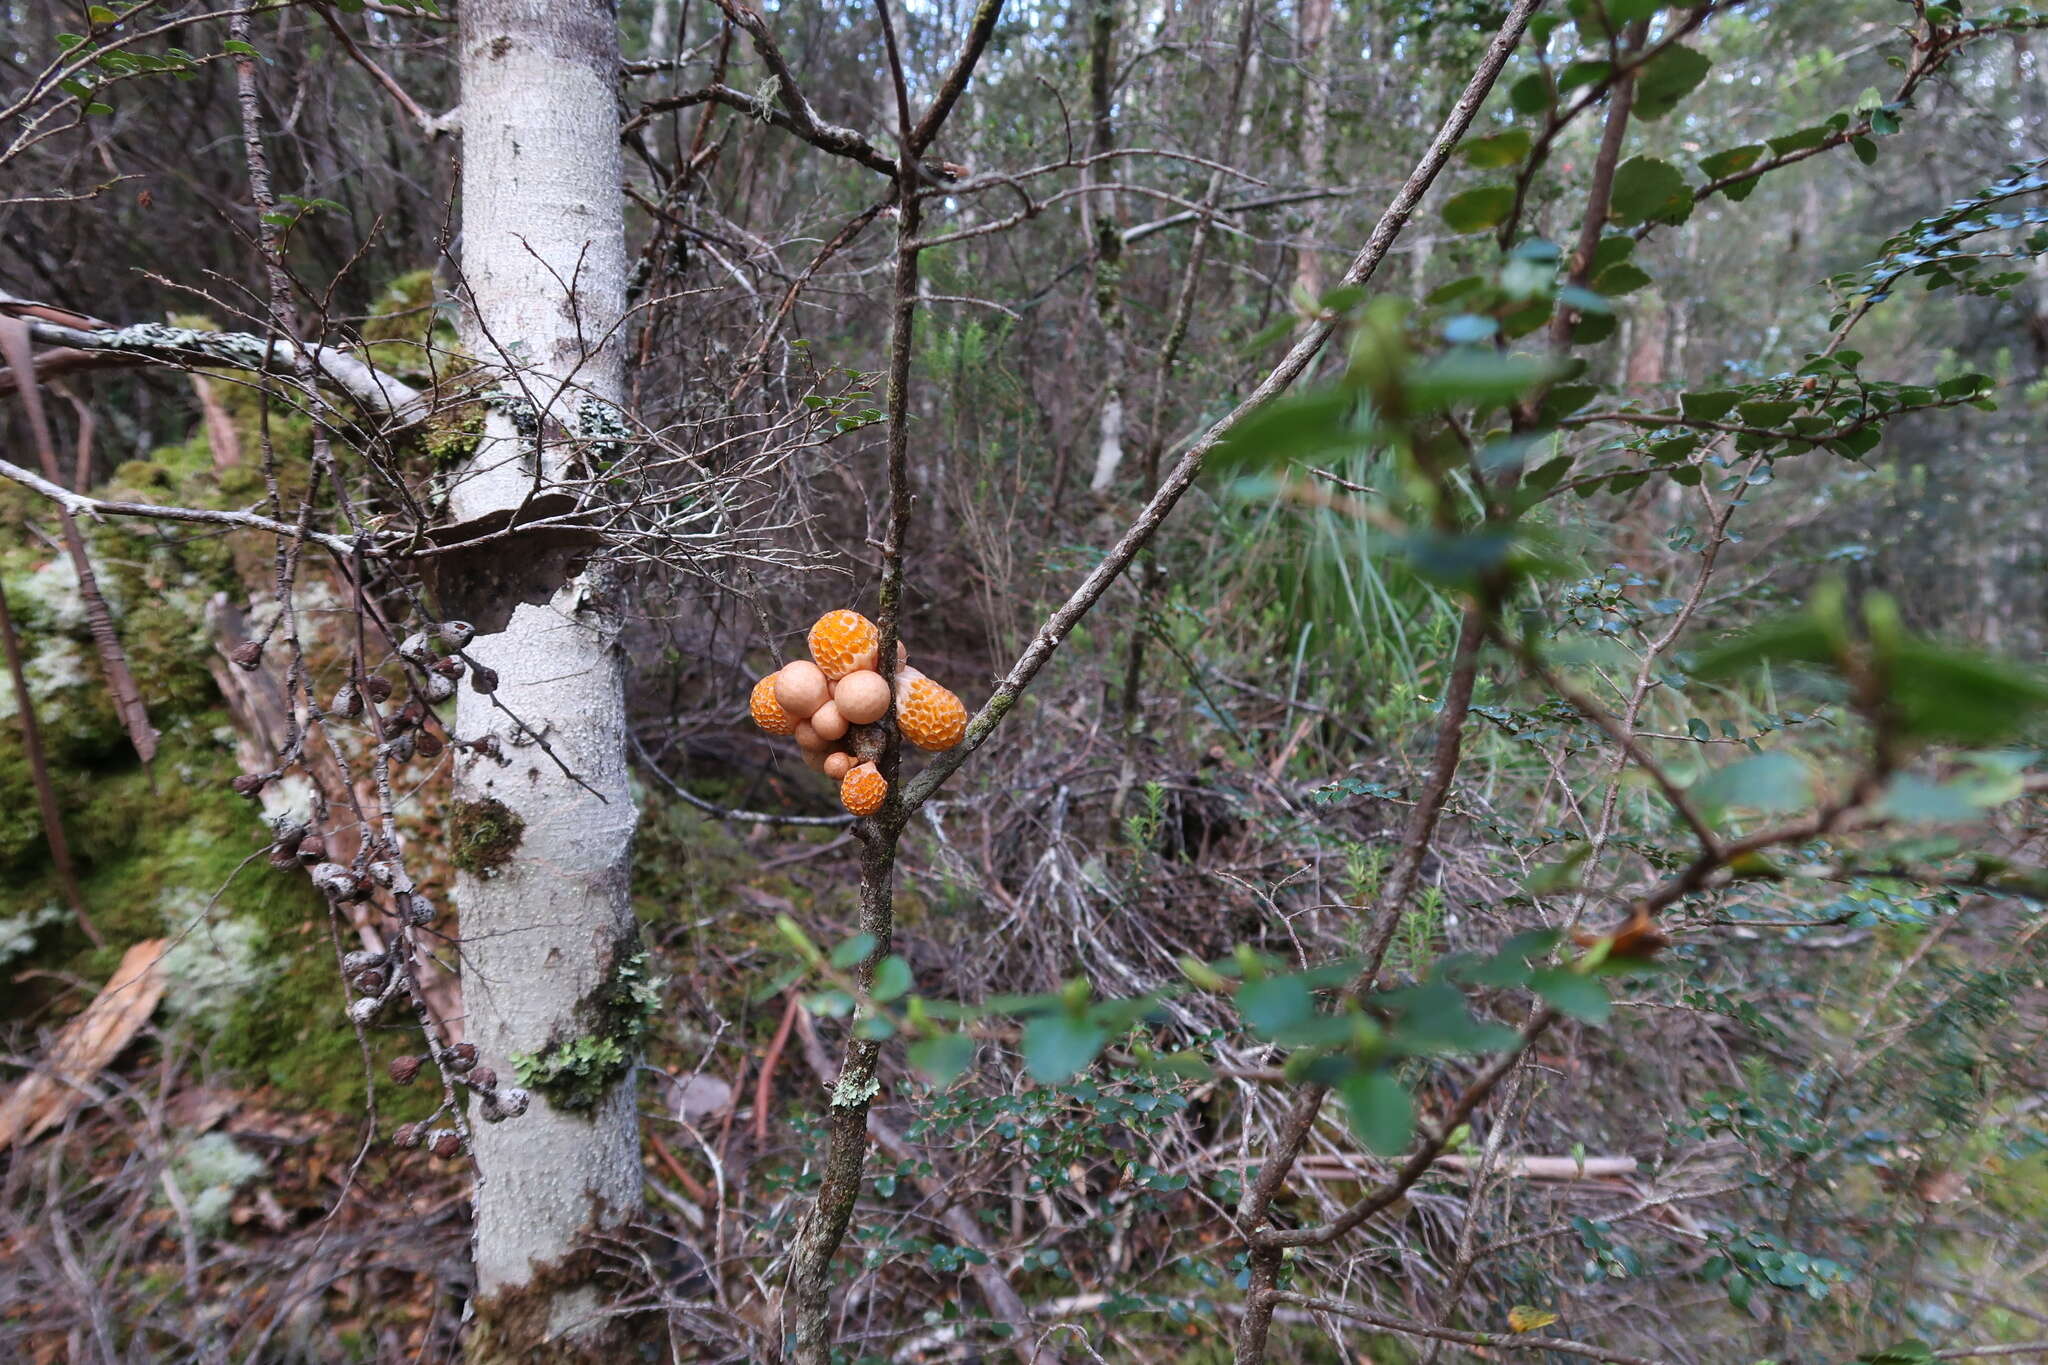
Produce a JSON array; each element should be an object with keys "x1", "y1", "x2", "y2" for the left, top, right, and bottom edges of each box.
[
  {"x1": 783, "y1": 22, "x2": 935, "y2": 1362},
  {"x1": 0, "y1": 318, "x2": 157, "y2": 766},
  {"x1": 902, "y1": 0, "x2": 1548, "y2": 818},
  {"x1": 0, "y1": 574, "x2": 97, "y2": 944}
]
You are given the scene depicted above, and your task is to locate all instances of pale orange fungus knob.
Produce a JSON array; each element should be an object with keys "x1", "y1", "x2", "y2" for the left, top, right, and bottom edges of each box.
[
  {"x1": 750, "y1": 674, "x2": 798, "y2": 736},
  {"x1": 840, "y1": 761, "x2": 887, "y2": 816},
  {"x1": 897, "y1": 677, "x2": 967, "y2": 752},
  {"x1": 809, "y1": 610, "x2": 880, "y2": 681}
]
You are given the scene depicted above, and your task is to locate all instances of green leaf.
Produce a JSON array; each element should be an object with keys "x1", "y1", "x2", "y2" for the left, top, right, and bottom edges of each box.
[
  {"x1": 1508, "y1": 71, "x2": 1554, "y2": 115},
  {"x1": 223, "y1": 38, "x2": 258, "y2": 54},
  {"x1": 1852, "y1": 135, "x2": 1878, "y2": 166},
  {"x1": 872, "y1": 955, "x2": 913, "y2": 1003},
  {"x1": 829, "y1": 933, "x2": 877, "y2": 969},
  {"x1": 1339, "y1": 1070, "x2": 1415, "y2": 1156},
  {"x1": 1405, "y1": 351, "x2": 1559, "y2": 411},
  {"x1": 1530, "y1": 968, "x2": 1610, "y2": 1024},
  {"x1": 86, "y1": 4, "x2": 118, "y2": 24},
  {"x1": 1441, "y1": 184, "x2": 1515, "y2": 235},
  {"x1": 1593, "y1": 262, "x2": 1653, "y2": 296},
  {"x1": 1020, "y1": 1014, "x2": 1109, "y2": 1083},
  {"x1": 908, "y1": 1032, "x2": 976, "y2": 1085},
  {"x1": 1698, "y1": 143, "x2": 1764, "y2": 180},
  {"x1": 1856, "y1": 1342, "x2": 1935, "y2": 1365},
  {"x1": 1680, "y1": 389, "x2": 1741, "y2": 422},
  {"x1": 1633, "y1": 45, "x2": 1711, "y2": 121},
  {"x1": 1690, "y1": 616, "x2": 1837, "y2": 679},
  {"x1": 1608, "y1": 157, "x2": 1690, "y2": 227},
  {"x1": 1691, "y1": 752, "x2": 1812, "y2": 815},
  {"x1": 1237, "y1": 975, "x2": 1314, "y2": 1041},
  {"x1": 1887, "y1": 642, "x2": 2048, "y2": 744},
  {"x1": 1209, "y1": 388, "x2": 1359, "y2": 474},
  {"x1": 1460, "y1": 129, "x2": 1532, "y2": 169},
  {"x1": 1767, "y1": 124, "x2": 1831, "y2": 156}
]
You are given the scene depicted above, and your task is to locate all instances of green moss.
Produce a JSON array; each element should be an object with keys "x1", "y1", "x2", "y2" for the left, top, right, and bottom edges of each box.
[
  {"x1": 511, "y1": 943, "x2": 662, "y2": 1114},
  {"x1": 420, "y1": 401, "x2": 488, "y2": 470},
  {"x1": 449, "y1": 797, "x2": 525, "y2": 877}
]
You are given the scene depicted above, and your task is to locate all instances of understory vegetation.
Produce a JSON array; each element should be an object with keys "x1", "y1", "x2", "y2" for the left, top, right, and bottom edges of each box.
[{"x1": 6, "y1": 1, "x2": 2048, "y2": 1362}]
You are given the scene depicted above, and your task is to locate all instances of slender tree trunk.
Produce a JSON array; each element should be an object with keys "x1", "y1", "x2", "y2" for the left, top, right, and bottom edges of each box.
[
  {"x1": 451, "y1": 0, "x2": 644, "y2": 1357},
  {"x1": 1083, "y1": 0, "x2": 1129, "y2": 493},
  {"x1": 1294, "y1": 0, "x2": 1333, "y2": 301}
]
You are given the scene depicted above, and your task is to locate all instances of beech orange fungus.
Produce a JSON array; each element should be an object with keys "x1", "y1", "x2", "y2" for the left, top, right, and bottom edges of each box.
[{"x1": 742, "y1": 609, "x2": 973, "y2": 811}]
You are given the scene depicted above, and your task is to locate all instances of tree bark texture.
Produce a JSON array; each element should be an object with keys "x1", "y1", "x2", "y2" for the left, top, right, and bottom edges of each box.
[{"x1": 452, "y1": 0, "x2": 643, "y2": 1357}]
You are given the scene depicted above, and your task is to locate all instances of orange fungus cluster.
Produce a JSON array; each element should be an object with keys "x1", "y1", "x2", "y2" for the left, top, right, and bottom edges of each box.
[{"x1": 749, "y1": 610, "x2": 970, "y2": 815}]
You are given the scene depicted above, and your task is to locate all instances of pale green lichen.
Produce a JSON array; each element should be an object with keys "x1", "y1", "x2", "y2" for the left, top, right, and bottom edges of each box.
[
  {"x1": 158, "y1": 895, "x2": 275, "y2": 1030},
  {"x1": 511, "y1": 947, "x2": 663, "y2": 1113},
  {"x1": 166, "y1": 1131, "x2": 267, "y2": 1233}
]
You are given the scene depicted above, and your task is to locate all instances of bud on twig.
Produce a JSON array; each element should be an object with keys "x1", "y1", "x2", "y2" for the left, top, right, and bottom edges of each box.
[
  {"x1": 399, "y1": 631, "x2": 433, "y2": 665},
  {"x1": 296, "y1": 834, "x2": 327, "y2": 865},
  {"x1": 389, "y1": 1055, "x2": 423, "y2": 1086},
  {"x1": 362, "y1": 676, "x2": 394, "y2": 705},
  {"x1": 417, "y1": 672, "x2": 457, "y2": 703},
  {"x1": 230, "y1": 773, "x2": 267, "y2": 798},
  {"x1": 347, "y1": 996, "x2": 383, "y2": 1026},
  {"x1": 230, "y1": 640, "x2": 263, "y2": 671},
  {"x1": 444, "y1": 1043, "x2": 478, "y2": 1073},
  {"x1": 431, "y1": 655, "x2": 465, "y2": 679},
  {"x1": 414, "y1": 730, "x2": 445, "y2": 759},
  {"x1": 439, "y1": 621, "x2": 475, "y2": 649},
  {"x1": 310, "y1": 862, "x2": 362, "y2": 901},
  {"x1": 341, "y1": 949, "x2": 382, "y2": 976},
  {"x1": 429, "y1": 1130, "x2": 462, "y2": 1159},
  {"x1": 350, "y1": 968, "x2": 387, "y2": 997},
  {"x1": 391, "y1": 1122, "x2": 424, "y2": 1149},
  {"x1": 331, "y1": 682, "x2": 362, "y2": 717},
  {"x1": 400, "y1": 892, "x2": 437, "y2": 926},
  {"x1": 465, "y1": 1066, "x2": 497, "y2": 1092},
  {"x1": 469, "y1": 663, "x2": 499, "y2": 695}
]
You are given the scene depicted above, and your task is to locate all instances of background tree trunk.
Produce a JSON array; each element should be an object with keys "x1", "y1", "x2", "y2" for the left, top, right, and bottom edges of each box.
[{"x1": 451, "y1": 0, "x2": 643, "y2": 1357}]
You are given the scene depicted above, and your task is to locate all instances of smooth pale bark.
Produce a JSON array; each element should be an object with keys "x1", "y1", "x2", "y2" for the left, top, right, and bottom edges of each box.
[
  {"x1": 1294, "y1": 0, "x2": 1334, "y2": 301},
  {"x1": 452, "y1": 0, "x2": 642, "y2": 1357}
]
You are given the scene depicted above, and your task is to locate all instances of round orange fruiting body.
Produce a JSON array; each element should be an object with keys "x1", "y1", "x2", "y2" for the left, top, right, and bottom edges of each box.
[
  {"x1": 840, "y1": 761, "x2": 887, "y2": 816},
  {"x1": 823, "y1": 751, "x2": 856, "y2": 780},
  {"x1": 833, "y1": 670, "x2": 891, "y2": 725},
  {"x1": 774, "y1": 660, "x2": 830, "y2": 718},
  {"x1": 809, "y1": 699, "x2": 849, "y2": 742},
  {"x1": 750, "y1": 674, "x2": 798, "y2": 736},
  {"x1": 809, "y1": 610, "x2": 880, "y2": 680},
  {"x1": 793, "y1": 719, "x2": 826, "y2": 751},
  {"x1": 898, "y1": 677, "x2": 967, "y2": 752}
]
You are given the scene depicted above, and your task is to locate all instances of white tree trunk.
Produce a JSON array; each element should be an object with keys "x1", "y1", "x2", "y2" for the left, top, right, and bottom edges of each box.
[{"x1": 452, "y1": 0, "x2": 643, "y2": 1357}]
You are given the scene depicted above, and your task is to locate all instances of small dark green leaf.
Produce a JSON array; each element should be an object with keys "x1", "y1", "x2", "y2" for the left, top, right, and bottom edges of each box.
[
  {"x1": 1020, "y1": 1014, "x2": 1109, "y2": 1083},
  {"x1": 1633, "y1": 44, "x2": 1711, "y2": 121},
  {"x1": 1609, "y1": 157, "x2": 1690, "y2": 226},
  {"x1": 872, "y1": 955, "x2": 913, "y2": 1003},
  {"x1": 1531, "y1": 969, "x2": 1610, "y2": 1024},
  {"x1": 908, "y1": 1032, "x2": 977, "y2": 1085},
  {"x1": 1339, "y1": 1070, "x2": 1415, "y2": 1156},
  {"x1": 1441, "y1": 184, "x2": 1516, "y2": 234},
  {"x1": 1460, "y1": 129, "x2": 1532, "y2": 168}
]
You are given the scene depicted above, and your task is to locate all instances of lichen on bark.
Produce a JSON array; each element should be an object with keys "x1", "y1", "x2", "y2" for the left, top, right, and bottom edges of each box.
[{"x1": 510, "y1": 939, "x2": 660, "y2": 1113}]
